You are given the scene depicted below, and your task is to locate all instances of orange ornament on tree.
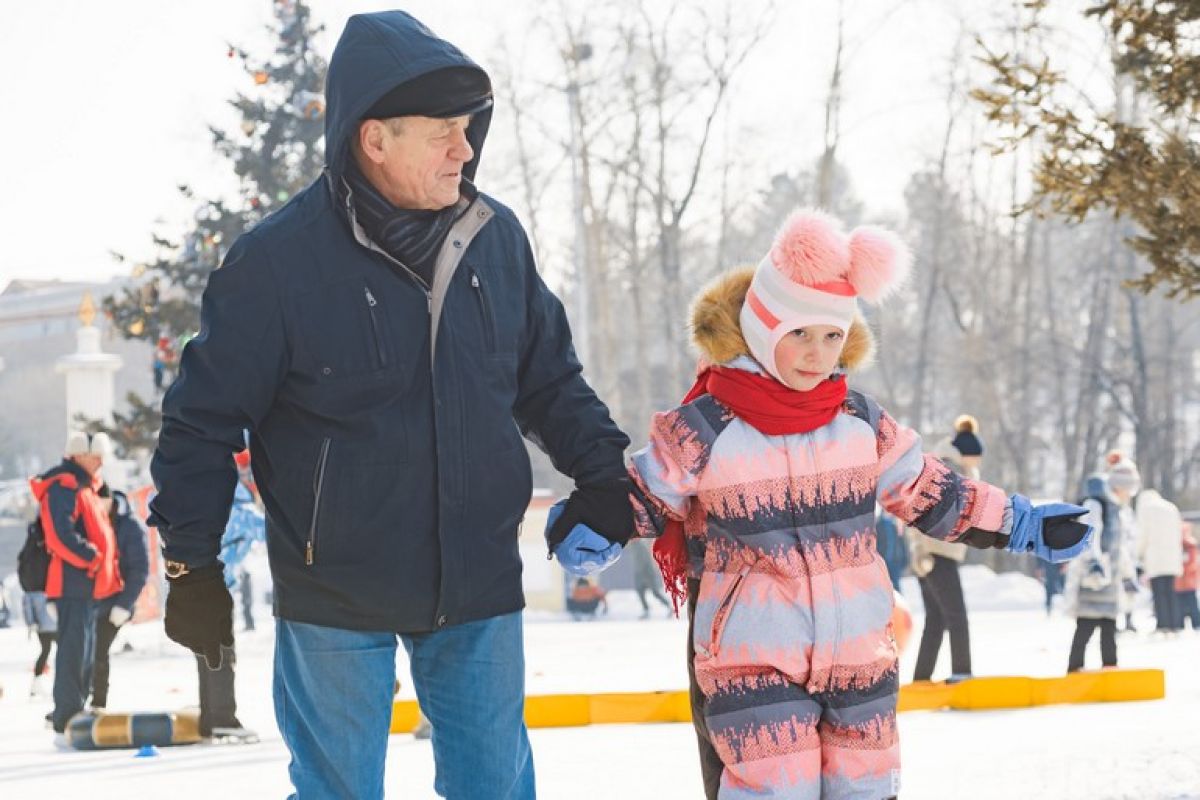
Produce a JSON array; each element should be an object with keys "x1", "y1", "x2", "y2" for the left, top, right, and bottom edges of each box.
[{"x1": 253, "y1": 71, "x2": 269, "y2": 85}]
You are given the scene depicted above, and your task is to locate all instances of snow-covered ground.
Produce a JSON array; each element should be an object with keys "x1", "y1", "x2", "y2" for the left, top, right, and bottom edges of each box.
[{"x1": 1, "y1": 568, "x2": 1197, "y2": 799}]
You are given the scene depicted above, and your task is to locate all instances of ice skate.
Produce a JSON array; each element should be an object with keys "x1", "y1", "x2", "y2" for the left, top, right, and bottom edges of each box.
[{"x1": 204, "y1": 717, "x2": 259, "y2": 744}]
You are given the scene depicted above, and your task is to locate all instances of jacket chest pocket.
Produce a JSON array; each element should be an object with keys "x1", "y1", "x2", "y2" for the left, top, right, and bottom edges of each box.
[
  {"x1": 462, "y1": 266, "x2": 518, "y2": 358},
  {"x1": 294, "y1": 279, "x2": 411, "y2": 381},
  {"x1": 469, "y1": 269, "x2": 497, "y2": 354}
]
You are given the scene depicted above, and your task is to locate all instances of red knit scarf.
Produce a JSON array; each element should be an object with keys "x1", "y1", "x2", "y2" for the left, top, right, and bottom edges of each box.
[{"x1": 652, "y1": 367, "x2": 848, "y2": 611}]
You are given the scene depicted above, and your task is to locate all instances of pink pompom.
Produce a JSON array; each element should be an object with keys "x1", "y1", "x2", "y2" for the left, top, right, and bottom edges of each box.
[
  {"x1": 847, "y1": 226, "x2": 910, "y2": 302},
  {"x1": 769, "y1": 209, "x2": 851, "y2": 285}
]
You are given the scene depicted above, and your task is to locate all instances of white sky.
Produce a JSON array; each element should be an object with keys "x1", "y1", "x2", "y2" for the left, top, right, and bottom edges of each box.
[{"x1": 0, "y1": 0, "x2": 1108, "y2": 291}]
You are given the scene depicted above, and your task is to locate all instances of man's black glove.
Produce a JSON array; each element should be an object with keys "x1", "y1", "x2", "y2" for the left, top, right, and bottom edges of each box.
[
  {"x1": 546, "y1": 477, "x2": 636, "y2": 554},
  {"x1": 164, "y1": 563, "x2": 234, "y2": 670}
]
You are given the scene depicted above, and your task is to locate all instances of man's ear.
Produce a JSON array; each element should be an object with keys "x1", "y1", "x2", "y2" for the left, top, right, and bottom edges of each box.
[{"x1": 357, "y1": 120, "x2": 387, "y2": 164}]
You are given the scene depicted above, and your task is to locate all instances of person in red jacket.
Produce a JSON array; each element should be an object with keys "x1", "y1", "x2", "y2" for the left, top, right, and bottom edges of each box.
[
  {"x1": 1175, "y1": 524, "x2": 1199, "y2": 630},
  {"x1": 29, "y1": 431, "x2": 122, "y2": 738}
]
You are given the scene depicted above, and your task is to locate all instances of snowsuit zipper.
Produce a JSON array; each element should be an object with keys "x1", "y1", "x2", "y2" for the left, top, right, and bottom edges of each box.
[
  {"x1": 306, "y1": 437, "x2": 332, "y2": 565},
  {"x1": 806, "y1": 433, "x2": 842, "y2": 690}
]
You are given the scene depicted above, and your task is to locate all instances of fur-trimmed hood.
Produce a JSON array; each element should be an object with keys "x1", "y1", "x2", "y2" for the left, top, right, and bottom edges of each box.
[{"x1": 689, "y1": 267, "x2": 874, "y2": 372}]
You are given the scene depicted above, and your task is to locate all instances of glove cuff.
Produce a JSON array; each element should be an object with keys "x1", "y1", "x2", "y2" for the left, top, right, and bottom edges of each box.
[
  {"x1": 1000, "y1": 500, "x2": 1014, "y2": 536},
  {"x1": 1004, "y1": 494, "x2": 1034, "y2": 553}
]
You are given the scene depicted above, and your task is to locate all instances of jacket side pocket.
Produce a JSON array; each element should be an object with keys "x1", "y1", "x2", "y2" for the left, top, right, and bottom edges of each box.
[
  {"x1": 707, "y1": 565, "x2": 752, "y2": 659},
  {"x1": 306, "y1": 437, "x2": 332, "y2": 566}
]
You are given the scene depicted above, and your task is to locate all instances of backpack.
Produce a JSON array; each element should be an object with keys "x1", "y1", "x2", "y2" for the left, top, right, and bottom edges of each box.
[
  {"x1": 1078, "y1": 551, "x2": 1113, "y2": 591},
  {"x1": 1074, "y1": 489, "x2": 1117, "y2": 592},
  {"x1": 17, "y1": 518, "x2": 50, "y2": 592}
]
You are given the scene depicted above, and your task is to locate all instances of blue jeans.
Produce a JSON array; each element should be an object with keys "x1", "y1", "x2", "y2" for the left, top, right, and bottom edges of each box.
[{"x1": 274, "y1": 612, "x2": 535, "y2": 799}]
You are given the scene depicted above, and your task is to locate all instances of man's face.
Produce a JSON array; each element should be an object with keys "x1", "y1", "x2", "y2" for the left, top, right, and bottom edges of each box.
[
  {"x1": 72, "y1": 453, "x2": 103, "y2": 477},
  {"x1": 363, "y1": 115, "x2": 474, "y2": 210}
]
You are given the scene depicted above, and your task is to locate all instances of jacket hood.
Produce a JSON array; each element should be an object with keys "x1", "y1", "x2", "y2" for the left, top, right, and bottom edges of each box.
[
  {"x1": 324, "y1": 11, "x2": 492, "y2": 182},
  {"x1": 29, "y1": 460, "x2": 87, "y2": 501},
  {"x1": 111, "y1": 489, "x2": 132, "y2": 520},
  {"x1": 690, "y1": 267, "x2": 874, "y2": 371}
]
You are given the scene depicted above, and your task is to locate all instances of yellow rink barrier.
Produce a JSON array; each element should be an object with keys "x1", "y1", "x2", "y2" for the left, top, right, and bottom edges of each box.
[
  {"x1": 896, "y1": 668, "x2": 1164, "y2": 712},
  {"x1": 389, "y1": 669, "x2": 1164, "y2": 733}
]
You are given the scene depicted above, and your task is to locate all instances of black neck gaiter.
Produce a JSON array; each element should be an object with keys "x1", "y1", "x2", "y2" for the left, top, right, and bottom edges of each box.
[{"x1": 343, "y1": 160, "x2": 465, "y2": 287}]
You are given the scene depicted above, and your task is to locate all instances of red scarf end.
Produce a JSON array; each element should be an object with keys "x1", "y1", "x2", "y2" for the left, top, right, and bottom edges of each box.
[{"x1": 652, "y1": 521, "x2": 689, "y2": 618}]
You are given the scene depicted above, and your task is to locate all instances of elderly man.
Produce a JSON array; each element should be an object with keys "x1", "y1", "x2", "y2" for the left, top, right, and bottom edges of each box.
[
  {"x1": 30, "y1": 431, "x2": 121, "y2": 740},
  {"x1": 149, "y1": 10, "x2": 631, "y2": 799}
]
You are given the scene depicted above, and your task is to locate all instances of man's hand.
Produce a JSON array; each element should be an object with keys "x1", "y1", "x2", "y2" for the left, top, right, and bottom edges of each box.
[
  {"x1": 545, "y1": 500, "x2": 623, "y2": 576},
  {"x1": 108, "y1": 606, "x2": 132, "y2": 627},
  {"x1": 545, "y1": 478, "x2": 635, "y2": 554},
  {"x1": 84, "y1": 549, "x2": 101, "y2": 577},
  {"x1": 164, "y1": 563, "x2": 233, "y2": 670},
  {"x1": 1006, "y1": 495, "x2": 1093, "y2": 563}
]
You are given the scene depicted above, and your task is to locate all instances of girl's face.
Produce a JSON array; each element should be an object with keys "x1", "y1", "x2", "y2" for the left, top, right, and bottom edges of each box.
[{"x1": 773, "y1": 324, "x2": 846, "y2": 391}]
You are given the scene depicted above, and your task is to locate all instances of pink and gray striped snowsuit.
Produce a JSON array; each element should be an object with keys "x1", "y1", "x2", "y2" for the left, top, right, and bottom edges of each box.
[{"x1": 629, "y1": 369, "x2": 1006, "y2": 799}]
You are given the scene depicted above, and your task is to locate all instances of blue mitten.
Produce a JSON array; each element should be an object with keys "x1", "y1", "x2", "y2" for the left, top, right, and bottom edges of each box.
[
  {"x1": 1006, "y1": 494, "x2": 1093, "y2": 563},
  {"x1": 545, "y1": 500, "x2": 623, "y2": 576}
]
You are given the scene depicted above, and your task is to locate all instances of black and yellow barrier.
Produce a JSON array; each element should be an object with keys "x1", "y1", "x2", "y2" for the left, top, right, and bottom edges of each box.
[
  {"x1": 390, "y1": 669, "x2": 1165, "y2": 733},
  {"x1": 67, "y1": 711, "x2": 202, "y2": 750}
]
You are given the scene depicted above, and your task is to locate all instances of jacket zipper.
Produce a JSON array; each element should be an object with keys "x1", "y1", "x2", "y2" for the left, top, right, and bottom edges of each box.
[
  {"x1": 306, "y1": 437, "x2": 332, "y2": 565},
  {"x1": 363, "y1": 286, "x2": 388, "y2": 368},
  {"x1": 807, "y1": 433, "x2": 841, "y2": 690},
  {"x1": 470, "y1": 270, "x2": 496, "y2": 352},
  {"x1": 708, "y1": 565, "x2": 752, "y2": 658},
  {"x1": 339, "y1": 175, "x2": 484, "y2": 628}
]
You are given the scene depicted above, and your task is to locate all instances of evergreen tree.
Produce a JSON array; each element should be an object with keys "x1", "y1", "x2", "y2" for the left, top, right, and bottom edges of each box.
[
  {"x1": 973, "y1": 0, "x2": 1200, "y2": 299},
  {"x1": 98, "y1": 0, "x2": 327, "y2": 456},
  {"x1": 79, "y1": 392, "x2": 164, "y2": 458}
]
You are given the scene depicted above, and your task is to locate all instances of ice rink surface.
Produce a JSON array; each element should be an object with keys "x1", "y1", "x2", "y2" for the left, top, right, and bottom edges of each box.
[{"x1": 2, "y1": 567, "x2": 1197, "y2": 799}]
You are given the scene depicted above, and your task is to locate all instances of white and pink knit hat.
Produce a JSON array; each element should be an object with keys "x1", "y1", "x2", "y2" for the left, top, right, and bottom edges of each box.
[{"x1": 739, "y1": 208, "x2": 911, "y2": 382}]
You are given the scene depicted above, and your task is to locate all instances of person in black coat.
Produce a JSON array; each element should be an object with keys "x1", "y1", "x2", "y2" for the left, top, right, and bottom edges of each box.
[
  {"x1": 89, "y1": 488, "x2": 149, "y2": 711},
  {"x1": 147, "y1": 11, "x2": 632, "y2": 797},
  {"x1": 910, "y1": 416, "x2": 983, "y2": 683}
]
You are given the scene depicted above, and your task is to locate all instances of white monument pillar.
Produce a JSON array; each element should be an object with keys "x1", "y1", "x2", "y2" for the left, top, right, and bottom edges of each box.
[{"x1": 55, "y1": 292, "x2": 123, "y2": 432}]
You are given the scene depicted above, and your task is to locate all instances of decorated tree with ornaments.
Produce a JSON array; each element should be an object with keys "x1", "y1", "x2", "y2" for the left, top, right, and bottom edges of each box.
[{"x1": 96, "y1": 0, "x2": 327, "y2": 455}]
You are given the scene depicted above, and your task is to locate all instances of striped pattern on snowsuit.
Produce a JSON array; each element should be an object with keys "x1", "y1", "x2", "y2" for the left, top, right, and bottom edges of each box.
[{"x1": 629, "y1": 376, "x2": 1007, "y2": 799}]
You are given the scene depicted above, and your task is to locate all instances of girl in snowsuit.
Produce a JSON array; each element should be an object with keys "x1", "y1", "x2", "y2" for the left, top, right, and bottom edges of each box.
[
  {"x1": 626, "y1": 210, "x2": 1092, "y2": 800},
  {"x1": 1065, "y1": 473, "x2": 1135, "y2": 671}
]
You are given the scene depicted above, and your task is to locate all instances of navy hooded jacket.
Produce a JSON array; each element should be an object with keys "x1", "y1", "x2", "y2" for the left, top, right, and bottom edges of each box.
[
  {"x1": 100, "y1": 491, "x2": 150, "y2": 615},
  {"x1": 149, "y1": 11, "x2": 629, "y2": 633}
]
